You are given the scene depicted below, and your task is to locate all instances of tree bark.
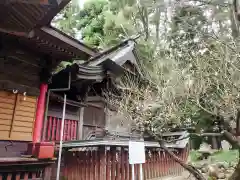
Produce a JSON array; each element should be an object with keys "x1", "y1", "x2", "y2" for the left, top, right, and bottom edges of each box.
[
  {"x1": 159, "y1": 141, "x2": 206, "y2": 180},
  {"x1": 154, "y1": 6, "x2": 161, "y2": 48},
  {"x1": 222, "y1": 131, "x2": 240, "y2": 180},
  {"x1": 212, "y1": 136, "x2": 218, "y2": 149},
  {"x1": 137, "y1": 5, "x2": 149, "y2": 41},
  {"x1": 231, "y1": 0, "x2": 240, "y2": 38},
  {"x1": 229, "y1": 150, "x2": 240, "y2": 180}
]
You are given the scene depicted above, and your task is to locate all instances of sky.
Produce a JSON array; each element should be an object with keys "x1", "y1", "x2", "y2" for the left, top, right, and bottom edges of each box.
[{"x1": 78, "y1": 0, "x2": 86, "y2": 8}]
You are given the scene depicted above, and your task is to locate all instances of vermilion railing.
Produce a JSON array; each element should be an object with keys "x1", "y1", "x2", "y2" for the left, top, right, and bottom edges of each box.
[
  {"x1": 0, "y1": 171, "x2": 43, "y2": 180},
  {"x1": 60, "y1": 146, "x2": 189, "y2": 180},
  {"x1": 44, "y1": 116, "x2": 78, "y2": 141}
]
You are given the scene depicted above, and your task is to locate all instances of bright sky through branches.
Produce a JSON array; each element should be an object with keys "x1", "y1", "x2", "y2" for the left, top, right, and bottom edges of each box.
[{"x1": 77, "y1": 0, "x2": 86, "y2": 8}]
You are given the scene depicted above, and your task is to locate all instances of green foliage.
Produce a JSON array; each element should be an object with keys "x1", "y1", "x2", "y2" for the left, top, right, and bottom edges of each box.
[
  {"x1": 169, "y1": 5, "x2": 207, "y2": 57},
  {"x1": 190, "y1": 150, "x2": 239, "y2": 164},
  {"x1": 54, "y1": 0, "x2": 137, "y2": 48},
  {"x1": 53, "y1": 0, "x2": 240, "y2": 138},
  {"x1": 52, "y1": 1, "x2": 240, "y2": 178},
  {"x1": 77, "y1": 0, "x2": 107, "y2": 47}
]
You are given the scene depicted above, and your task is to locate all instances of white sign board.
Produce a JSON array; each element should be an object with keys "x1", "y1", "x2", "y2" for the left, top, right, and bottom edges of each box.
[{"x1": 129, "y1": 141, "x2": 146, "y2": 164}]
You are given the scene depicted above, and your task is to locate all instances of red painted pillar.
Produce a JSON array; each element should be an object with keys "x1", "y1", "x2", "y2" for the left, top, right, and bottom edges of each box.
[{"x1": 33, "y1": 83, "x2": 48, "y2": 143}]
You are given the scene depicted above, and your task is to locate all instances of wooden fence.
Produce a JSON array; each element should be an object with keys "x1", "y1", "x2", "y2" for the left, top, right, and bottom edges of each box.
[
  {"x1": 58, "y1": 146, "x2": 189, "y2": 180},
  {"x1": 44, "y1": 116, "x2": 78, "y2": 141},
  {"x1": 0, "y1": 158, "x2": 54, "y2": 180},
  {"x1": 0, "y1": 171, "x2": 44, "y2": 180}
]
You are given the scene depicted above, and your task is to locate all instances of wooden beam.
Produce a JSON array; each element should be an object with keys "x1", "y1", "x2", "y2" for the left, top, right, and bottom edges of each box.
[
  {"x1": 41, "y1": 26, "x2": 96, "y2": 57},
  {"x1": 0, "y1": 28, "x2": 34, "y2": 38},
  {"x1": 78, "y1": 107, "x2": 84, "y2": 140},
  {"x1": 0, "y1": 79, "x2": 40, "y2": 96},
  {"x1": 9, "y1": 94, "x2": 19, "y2": 138},
  {"x1": 236, "y1": 111, "x2": 240, "y2": 135},
  {"x1": 4, "y1": 0, "x2": 58, "y2": 5}
]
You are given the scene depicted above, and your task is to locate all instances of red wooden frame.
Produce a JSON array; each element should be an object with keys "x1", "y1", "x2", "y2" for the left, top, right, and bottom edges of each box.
[
  {"x1": 58, "y1": 146, "x2": 189, "y2": 180},
  {"x1": 44, "y1": 116, "x2": 78, "y2": 142}
]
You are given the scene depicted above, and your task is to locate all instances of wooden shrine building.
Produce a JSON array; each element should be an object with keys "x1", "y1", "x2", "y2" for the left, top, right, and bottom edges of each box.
[
  {"x1": 0, "y1": 1, "x2": 190, "y2": 180},
  {"x1": 0, "y1": 0, "x2": 96, "y2": 179},
  {"x1": 44, "y1": 39, "x2": 190, "y2": 180}
]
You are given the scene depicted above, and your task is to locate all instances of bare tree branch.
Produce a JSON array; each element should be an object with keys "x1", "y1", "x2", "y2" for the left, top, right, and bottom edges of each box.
[{"x1": 159, "y1": 141, "x2": 206, "y2": 180}]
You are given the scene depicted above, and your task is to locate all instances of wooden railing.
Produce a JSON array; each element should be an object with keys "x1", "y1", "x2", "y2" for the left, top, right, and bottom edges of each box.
[
  {"x1": 0, "y1": 171, "x2": 43, "y2": 180},
  {"x1": 59, "y1": 146, "x2": 189, "y2": 180},
  {"x1": 44, "y1": 116, "x2": 78, "y2": 141}
]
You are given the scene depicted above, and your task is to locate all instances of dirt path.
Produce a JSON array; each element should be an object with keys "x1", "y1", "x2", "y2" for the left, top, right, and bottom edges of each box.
[{"x1": 155, "y1": 171, "x2": 194, "y2": 180}]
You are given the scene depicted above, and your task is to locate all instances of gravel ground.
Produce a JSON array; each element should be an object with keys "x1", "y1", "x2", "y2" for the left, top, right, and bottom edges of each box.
[{"x1": 150, "y1": 171, "x2": 194, "y2": 180}]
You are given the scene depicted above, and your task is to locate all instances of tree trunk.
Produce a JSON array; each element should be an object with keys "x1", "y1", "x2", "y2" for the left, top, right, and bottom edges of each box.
[
  {"x1": 229, "y1": 150, "x2": 240, "y2": 180},
  {"x1": 230, "y1": 0, "x2": 240, "y2": 38},
  {"x1": 223, "y1": 131, "x2": 240, "y2": 180},
  {"x1": 212, "y1": 136, "x2": 218, "y2": 149},
  {"x1": 159, "y1": 141, "x2": 206, "y2": 180},
  {"x1": 154, "y1": 6, "x2": 161, "y2": 49}
]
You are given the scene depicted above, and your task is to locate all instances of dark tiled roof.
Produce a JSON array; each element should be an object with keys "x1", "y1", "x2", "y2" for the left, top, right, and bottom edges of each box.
[
  {"x1": 87, "y1": 41, "x2": 137, "y2": 66},
  {"x1": 0, "y1": 0, "x2": 68, "y2": 32},
  {"x1": 61, "y1": 131, "x2": 190, "y2": 149},
  {"x1": 17, "y1": 26, "x2": 96, "y2": 60},
  {"x1": 0, "y1": 0, "x2": 97, "y2": 61}
]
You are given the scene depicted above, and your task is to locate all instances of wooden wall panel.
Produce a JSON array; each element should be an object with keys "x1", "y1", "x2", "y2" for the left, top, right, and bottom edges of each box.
[
  {"x1": 0, "y1": 109, "x2": 14, "y2": 115},
  {"x1": 83, "y1": 102, "x2": 105, "y2": 126},
  {"x1": 48, "y1": 102, "x2": 79, "y2": 121},
  {"x1": 105, "y1": 108, "x2": 132, "y2": 134},
  {"x1": 0, "y1": 91, "x2": 15, "y2": 140},
  {"x1": 14, "y1": 115, "x2": 34, "y2": 122},
  {"x1": 0, "y1": 91, "x2": 16, "y2": 99},
  {"x1": 0, "y1": 90, "x2": 37, "y2": 141}
]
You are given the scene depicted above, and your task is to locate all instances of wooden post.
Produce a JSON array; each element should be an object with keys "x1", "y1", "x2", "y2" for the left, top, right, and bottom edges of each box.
[
  {"x1": 88, "y1": 151, "x2": 92, "y2": 180},
  {"x1": 95, "y1": 150, "x2": 99, "y2": 180},
  {"x1": 43, "y1": 166, "x2": 52, "y2": 180},
  {"x1": 163, "y1": 151, "x2": 166, "y2": 176},
  {"x1": 16, "y1": 173, "x2": 20, "y2": 180},
  {"x1": 145, "y1": 151, "x2": 149, "y2": 179},
  {"x1": 56, "y1": 118, "x2": 60, "y2": 140},
  {"x1": 24, "y1": 173, "x2": 28, "y2": 180},
  {"x1": 78, "y1": 107, "x2": 84, "y2": 140},
  {"x1": 83, "y1": 151, "x2": 87, "y2": 180},
  {"x1": 135, "y1": 164, "x2": 139, "y2": 180},
  {"x1": 33, "y1": 83, "x2": 48, "y2": 143},
  {"x1": 152, "y1": 151, "x2": 155, "y2": 178},
  {"x1": 149, "y1": 151, "x2": 153, "y2": 179},
  {"x1": 159, "y1": 151, "x2": 163, "y2": 177},
  {"x1": 153, "y1": 150, "x2": 157, "y2": 178},
  {"x1": 129, "y1": 163, "x2": 132, "y2": 180},
  {"x1": 52, "y1": 117, "x2": 57, "y2": 140},
  {"x1": 125, "y1": 149, "x2": 129, "y2": 180},
  {"x1": 171, "y1": 150, "x2": 174, "y2": 175},
  {"x1": 32, "y1": 172, "x2": 36, "y2": 179},
  {"x1": 91, "y1": 150, "x2": 96, "y2": 180},
  {"x1": 121, "y1": 147, "x2": 125, "y2": 180},
  {"x1": 166, "y1": 152, "x2": 169, "y2": 176},
  {"x1": 111, "y1": 147, "x2": 116, "y2": 180},
  {"x1": 135, "y1": 164, "x2": 140, "y2": 180},
  {"x1": 90, "y1": 151, "x2": 94, "y2": 180},
  {"x1": 99, "y1": 146, "x2": 106, "y2": 180},
  {"x1": 106, "y1": 148, "x2": 111, "y2": 180},
  {"x1": 155, "y1": 150, "x2": 159, "y2": 178},
  {"x1": 116, "y1": 147, "x2": 121, "y2": 180}
]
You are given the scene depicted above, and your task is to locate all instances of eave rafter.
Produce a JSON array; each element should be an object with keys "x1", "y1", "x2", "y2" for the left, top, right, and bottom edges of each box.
[{"x1": 0, "y1": 0, "x2": 64, "y2": 5}]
